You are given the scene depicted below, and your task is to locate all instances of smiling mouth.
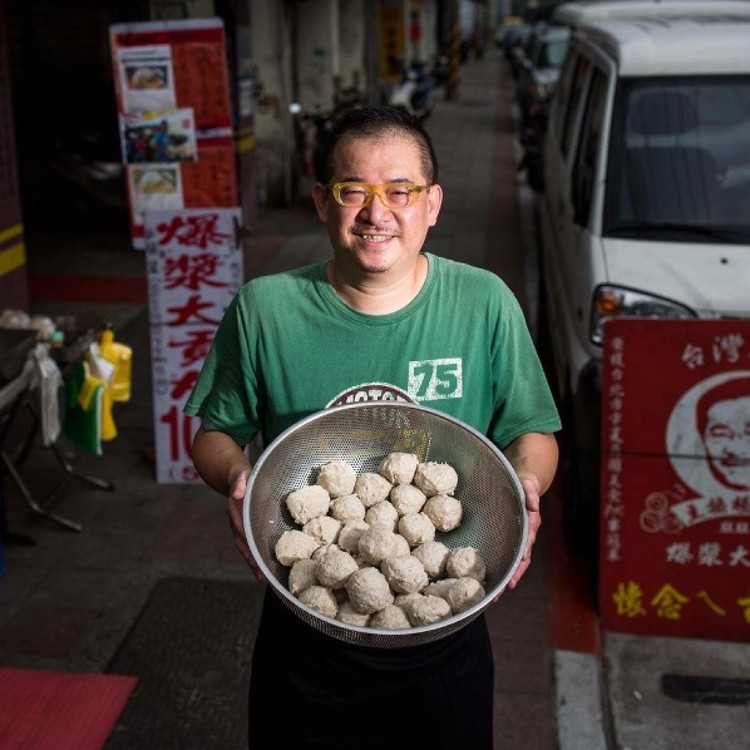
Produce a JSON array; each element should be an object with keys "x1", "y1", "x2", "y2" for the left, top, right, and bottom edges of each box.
[{"x1": 359, "y1": 233, "x2": 392, "y2": 242}]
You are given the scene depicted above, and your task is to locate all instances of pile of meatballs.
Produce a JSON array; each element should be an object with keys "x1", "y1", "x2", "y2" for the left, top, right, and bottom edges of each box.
[{"x1": 273, "y1": 452, "x2": 488, "y2": 630}]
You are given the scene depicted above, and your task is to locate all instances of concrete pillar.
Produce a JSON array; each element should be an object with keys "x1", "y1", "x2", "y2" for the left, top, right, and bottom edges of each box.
[
  {"x1": 338, "y1": 0, "x2": 367, "y2": 96},
  {"x1": 251, "y1": 0, "x2": 297, "y2": 206},
  {"x1": 408, "y1": 0, "x2": 439, "y2": 67},
  {"x1": 295, "y1": 0, "x2": 339, "y2": 113}
]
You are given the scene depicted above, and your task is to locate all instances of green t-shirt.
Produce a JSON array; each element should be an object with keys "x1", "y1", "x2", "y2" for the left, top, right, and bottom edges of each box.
[{"x1": 184, "y1": 253, "x2": 561, "y2": 449}]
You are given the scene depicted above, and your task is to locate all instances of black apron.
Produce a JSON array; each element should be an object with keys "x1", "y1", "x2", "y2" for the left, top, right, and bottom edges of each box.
[{"x1": 247, "y1": 587, "x2": 494, "y2": 749}]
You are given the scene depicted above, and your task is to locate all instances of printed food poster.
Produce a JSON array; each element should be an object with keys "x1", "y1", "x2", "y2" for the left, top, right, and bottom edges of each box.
[
  {"x1": 127, "y1": 165, "x2": 183, "y2": 228},
  {"x1": 117, "y1": 45, "x2": 176, "y2": 114},
  {"x1": 599, "y1": 319, "x2": 750, "y2": 642},
  {"x1": 119, "y1": 109, "x2": 198, "y2": 164}
]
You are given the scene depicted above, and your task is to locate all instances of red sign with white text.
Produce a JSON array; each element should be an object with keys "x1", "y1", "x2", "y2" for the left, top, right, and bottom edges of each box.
[{"x1": 600, "y1": 319, "x2": 750, "y2": 642}]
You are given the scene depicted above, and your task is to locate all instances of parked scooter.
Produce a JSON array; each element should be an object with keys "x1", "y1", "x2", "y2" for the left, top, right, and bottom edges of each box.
[
  {"x1": 290, "y1": 85, "x2": 365, "y2": 181},
  {"x1": 388, "y1": 60, "x2": 438, "y2": 121}
]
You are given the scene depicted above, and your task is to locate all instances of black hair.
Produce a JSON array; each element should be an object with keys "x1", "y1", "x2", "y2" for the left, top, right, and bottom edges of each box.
[{"x1": 315, "y1": 104, "x2": 439, "y2": 185}]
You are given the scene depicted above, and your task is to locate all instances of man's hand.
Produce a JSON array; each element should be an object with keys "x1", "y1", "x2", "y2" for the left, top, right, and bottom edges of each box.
[
  {"x1": 506, "y1": 476, "x2": 541, "y2": 590},
  {"x1": 190, "y1": 427, "x2": 265, "y2": 582},
  {"x1": 493, "y1": 432, "x2": 559, "y2": 598},
  {"x1": 226, "y1": 470, "x2": 266, "y2": 582}
]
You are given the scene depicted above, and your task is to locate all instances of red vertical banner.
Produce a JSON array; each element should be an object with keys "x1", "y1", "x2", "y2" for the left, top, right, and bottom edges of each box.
[
  {"x1": 600, "y1": 319, "x2": 750, "y2": 642},
  {"x1": 109, "y1": 19, "x2": 238, "y2": 249},
  {"x1": 144, "y1": 208, "x2": 243, "y2": 484}
]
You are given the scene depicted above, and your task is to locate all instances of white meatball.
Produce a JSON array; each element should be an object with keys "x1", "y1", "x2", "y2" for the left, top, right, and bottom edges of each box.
[
  {"x1": 285, "y1": 484, "x2": 330, "y2": 524},
  {"x1": 370, "y1": 603, "x2": 411, "y2": 630},
  {"x1": 274, "y1": 529, "x2": 320, "y2": 566},
  {"x1": 311, "y1": 543, "x2": 337, "y2": 561},
  {"x1": 446, "y1": 546, "x2": 487, "y2": 583},
  {"x1": 302, "y1": 515, "x2": 342, "y2": 545},
  {"x1": 346, "y1": 566, "x2": 395, "y2": 614},
  {"x1": 364, "y1": 500, "x2": 399, "y2": 531},
  {"x1": 354, "y1": 472, "x2": 393, "y2": 508},
  {"x1": 315, "y1": 547, "x2": 359, "y2": 589},
  {"x1": 380, "y1": 555, "x2": 429, "y2": 594},
  {"x1": 392, "y1": 533, "x2": 412, "y2": 557},
  {"x1": 377, "y1": 452, "x2": 419, "y2": 485},
  {"x1": 446, "y1": 576, "x2": 486, "y2": 614},
  {"x1": 390, "y1": 484, "x2": 427, "y2": 516},
  {"x1": 299, "y1": 585, "x2": 338, "y2": 619},
  {"x1": 398, "y1": 512, "x2": 436, "y2": 547},
  {"x1": 288, "y1": 558, "x2": 318, "y2": 596},
  {"x1": 423, "y1": 578, "x2": 459, "y2": 600},
  {"x1": 316, "y1": 460, "x2": 357, "y2": 497},
  {"x1": 413, "y1": 461, "x2": 459, "y2": 496},
  {"x1": 357, "y1": 524, "x2": 399, "y2": 565},
  {"x1": 329, "y1": 494, "x2": 366, "y2": 522},
  {"x1": 423, "y1": 494, "x2": 463, "y2": 532},
  {"x1": 402, "y1": 594, "x2": 452, "y2": 626},
  {"x1": 337, "y1": 520, "x2": 369, "y2": 554},
  {"x1": 394, "y1": 591, "x2": 423, "y2": 609},
  {"x1": 412, "y1": 540, "x2": 451, "y2": 579},
  {"x1": 336, "y1": 600, "x2": 371, "y2": 627}
]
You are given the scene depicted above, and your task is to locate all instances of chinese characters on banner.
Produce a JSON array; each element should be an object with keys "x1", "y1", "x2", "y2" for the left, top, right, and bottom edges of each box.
[
  {"x1": 144, "y1": 208, "x2": 243, "y2": 484},
  {"x1": 600, "y1": 319, "x2": 750, "y2": 642},
  {"x1": 110, "y1": 19, "x2": 238, "y2": 248}
]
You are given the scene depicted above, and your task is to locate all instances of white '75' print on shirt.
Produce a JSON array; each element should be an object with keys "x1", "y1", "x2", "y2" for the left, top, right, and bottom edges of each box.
[{"x1": 408, "y1": 358, "x2": 463, "y2": 401}]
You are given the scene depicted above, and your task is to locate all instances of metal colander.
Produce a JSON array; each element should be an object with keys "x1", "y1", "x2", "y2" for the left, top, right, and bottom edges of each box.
[{"x1": 243, "y1": 401, "x2": 527, "y2": 648}]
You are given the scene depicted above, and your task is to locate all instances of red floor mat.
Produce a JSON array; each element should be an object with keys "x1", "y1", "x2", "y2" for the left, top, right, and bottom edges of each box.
[{"x1": 0, "y1": 667, "x2": 137, "y2": 750}]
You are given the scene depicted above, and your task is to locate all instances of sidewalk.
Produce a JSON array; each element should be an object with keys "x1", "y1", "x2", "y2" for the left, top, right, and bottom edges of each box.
[{"x1": 2, "y1": 50, "x2": 747, "y2": 750}]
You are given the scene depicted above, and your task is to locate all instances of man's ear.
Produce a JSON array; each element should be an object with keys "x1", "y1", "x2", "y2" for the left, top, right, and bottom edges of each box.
[
  {"x1": 312, "y1": 182, "x2": 329, "y2": 220},
  {"x1": 427, "y1": 183, "x2": 443, "y2": 227}
]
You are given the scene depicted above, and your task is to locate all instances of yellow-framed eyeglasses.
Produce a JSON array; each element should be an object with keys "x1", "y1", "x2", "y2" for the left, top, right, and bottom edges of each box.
[{"x1": 328, "y1": 182, "x2": 432, "y2": 209}]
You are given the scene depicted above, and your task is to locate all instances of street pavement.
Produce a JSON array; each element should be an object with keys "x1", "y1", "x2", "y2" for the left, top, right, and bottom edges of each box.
[{"x1": 1, "y1": 50, "x2": 748, "y2": 750}]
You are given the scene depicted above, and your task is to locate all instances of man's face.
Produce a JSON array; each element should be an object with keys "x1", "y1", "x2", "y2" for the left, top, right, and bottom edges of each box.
[
  {"x1": 313, "y1": 132, "x2": 442, "y2": 277},
  {"x1": 704, "y1": 397, "x2": 750, "y2": 489}
]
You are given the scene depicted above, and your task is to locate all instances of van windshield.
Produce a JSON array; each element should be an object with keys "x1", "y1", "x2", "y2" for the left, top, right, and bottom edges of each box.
[{"x1": 603, "y1": 76, "x2": 750, "y2": 242}]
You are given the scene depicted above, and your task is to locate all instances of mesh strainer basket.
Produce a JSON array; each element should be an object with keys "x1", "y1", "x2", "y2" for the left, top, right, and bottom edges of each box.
[{"x1": 243, "y1": 401, "x2": 527, "y2": 648}]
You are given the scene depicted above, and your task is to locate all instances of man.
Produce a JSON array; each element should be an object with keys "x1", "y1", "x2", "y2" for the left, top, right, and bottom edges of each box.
[{"x1": 185, "y1": 105, "x2": 560, "y2": 749}]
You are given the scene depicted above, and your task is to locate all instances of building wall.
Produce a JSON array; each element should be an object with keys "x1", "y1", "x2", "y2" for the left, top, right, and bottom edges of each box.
[
  {"x1": 250, "y1": 0, "x2": 296, "y2": 206},
  {"x1": 339, "y1": 0, "x2": 367, "y2": 95},
  {"x1": 295, "y1": 0, "x2": 339, "y2": 113},
  {"x1": 0, "y1": 0, "x2": 27, "y2": 310}
]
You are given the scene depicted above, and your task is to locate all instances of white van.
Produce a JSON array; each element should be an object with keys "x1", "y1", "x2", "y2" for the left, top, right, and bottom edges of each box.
[{"x1": 537, "y1": 0, "x2": 750, "y2": 553}]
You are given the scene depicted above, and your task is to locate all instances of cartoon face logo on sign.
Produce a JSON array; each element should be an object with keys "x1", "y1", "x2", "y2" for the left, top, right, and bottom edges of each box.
[
  {"x1": 696, "y1": 376, "x2": 750, "y2": 491},
  {"x1": 665, "y1": 371, "x2": 750, "y2": 527}
]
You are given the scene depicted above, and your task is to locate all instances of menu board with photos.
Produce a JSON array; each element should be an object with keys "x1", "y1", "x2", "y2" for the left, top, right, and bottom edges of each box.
[{"x1": 110, "y1": 18, "x2": 238, "y2": 249}]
